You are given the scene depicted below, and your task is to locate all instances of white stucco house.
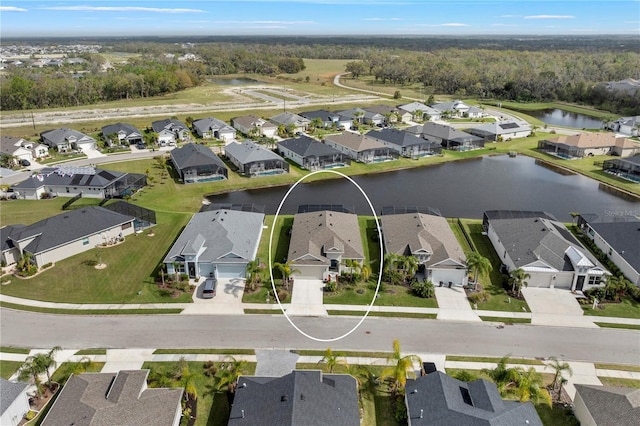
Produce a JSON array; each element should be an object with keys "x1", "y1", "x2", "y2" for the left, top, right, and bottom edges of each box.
[{"x1": 0, "y1": 378, "x2": 30, "y2": 426}]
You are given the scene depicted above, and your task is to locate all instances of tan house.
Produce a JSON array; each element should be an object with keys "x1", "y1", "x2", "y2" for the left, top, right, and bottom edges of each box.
[
  {"x1": 231, "y1": 115, "x2": 277, "y2": 138},
  {"x1": 323, "y1": 132, "x2": 394, "y2": 163},
  {"x1": 538, "y1": 132, "x2": 640, "y2": 159},
  {"x1": 288, "y1": 210, "x2": 365, "y2": 280}
]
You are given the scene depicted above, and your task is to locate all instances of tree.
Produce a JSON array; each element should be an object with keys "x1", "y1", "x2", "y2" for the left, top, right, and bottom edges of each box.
[
  {"x1": 546, "y1": 357, "x2": 573, "y2": 402},
  {"x1": 466, "y1": 252, "x2": 492, "y2": 290},
  {"x1": 216, "y1": 356, "x2": 248, "y2": 394},
  {"x1": 18, "y1": 356, "x2": 47, "y2": 398},
  {"x1": 181, "y1": 366, "x2": 198, "y2": 401},
  {"x1": 341, "y1": 258, "x2": 362, "y2": 282},
  {"x1": 411, "y1": 280, "x2": 435, "y2": 298},
  {"x1": 569, "y1": 212, "x2": 580, "y2": 225},
  {"x1": 245, "y1": 259, "x2": 263, "y2": 292},
  {"x1": 381, "y1": 339, "x2": 422, "y2": 393},
  {"x1": 345, "y1": 61, "x2": 366, "y2": 79},
  {"x1": 393, "y1": 90, "x2": 402, "y2": 99},
  {"x1": 383, "y1": 253, "x2": 400, "y2": 282},
  {"x1": 512, "y1": 367, "x2": 551, "y2": 406},
  {"x1": 482, "y1": 355, "x2": 520, "y2": 394},
  {"x1": 273, "y1": 261, "x2": 299, "y2": 290},
  {"x1": 40, "y1": 346, "x2": 62, "y2": 389},
  {"x1": 508, "y1": 268, "x2": 530, "y2": 298},
  {"x1": 398, "y1": 256, "x2": 418, "y2": 281},
  {"x1": 318, "y1": 347, "x2": 348, "y2": 373}
]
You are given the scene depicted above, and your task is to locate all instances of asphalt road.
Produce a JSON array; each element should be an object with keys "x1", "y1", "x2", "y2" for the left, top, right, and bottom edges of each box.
[{"x1": 2, "y1": 309, "x2": 638, "y2": 364}]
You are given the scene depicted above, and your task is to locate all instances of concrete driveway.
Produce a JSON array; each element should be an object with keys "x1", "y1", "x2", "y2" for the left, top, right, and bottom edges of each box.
[
  {"x1": 286, "y1": 279, "x2": 327, "y2": 316},
  {"x1": 522, "y1": 288, "x2": 597, "y2": 328},
  {"x1": 435, "y1": 286, "x2": 481, "y2": 322},
  {"x1": 181, "y1": 278, "x2": 246, "y2": 315}
]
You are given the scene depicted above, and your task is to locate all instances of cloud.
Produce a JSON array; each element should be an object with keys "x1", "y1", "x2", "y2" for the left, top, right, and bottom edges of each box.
[
  {"x1": 362, "y1": 17, "x2": 403, "y2": 21},
  {"x1": 40, "y1": 6, "x2": 206, "y2": 13},
  {"x1": 525, "y1": 15, "x2": 575, "y2": 19},
  {"x1": 0, "y1": 6, "x2": 28, "y2": 12},
  {"x1": 436, "y1": 23, "x2": 470, "y2": 27}
]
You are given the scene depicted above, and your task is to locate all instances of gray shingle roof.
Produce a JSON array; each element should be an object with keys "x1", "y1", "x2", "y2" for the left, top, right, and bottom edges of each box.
[
  {"x1": 101, "y1": 122, "x2": 142, "y2": 138},
  {"x1": 269, "y1": 112, "x2": 310, "y2": 127},
  {"x1": 468, "y1": 121, "x2": 532, "y2": 137},
  {"x1": 170, "y1": 143, "x2": 226, "y2": 170},
  {"x1": 1, "y1": 224, "x2": 25, "y2": 252},
  {"x1": 323, "y1": 132, "x2": 385, "y2": 152},
  {"x1": 164, "y1": 209, "x2": 264, "y2": 264},
  {"x1": 8, "y1": 206, "x2": 134, "y2": 255},
  {"x1": 421, "y1": 122, "x2": 484, "y2": 144},
  {"x1": 398, "y1": 102, "x2": 440, "y2": 116},
  {"x1": 288, "y1": 211, "x2": 364, "y2": 265},
  {"x1": 366, "y1": 128, "x2": 439, "y2": 148},
  {"x1": 589, "y1": 221, "x2": 640, "y2": 272},
  {"x1": 12, "y1": 166, "x2": 126, "y2": 190},
  {"x1": 40, "y1": 127, "x2": 96, "y2": 146},
  {"x1": 0, "y1": 378, "x2": 29, "y2": 416},
  {"x1": 229, "y1": 370, "x2": 359, "y2": 426},
  {"x1": 232, "y1": 115, "x2": 276, "y2": 130},
  {"x1": 151, "y1": 118, "x2": 188, "y2": 133},
  {"x1": 278, "y1": 136, "x2": 342, "y2": 158},
  {"x1": 193, "y1": 117, "x2": 235, "y2": 134},
  {"x1": 405, "y1": 372, "x2": 543, "y2": 426},
  {"x1": 381, "y1": 213, "x2": 466, "y2": 267},
  {"x1": 42, "y1": 370, "x2": 183, "y2": 426},
  {"x1": 225, "y1": 141, "x2": 285, "y2": 165},
  {"x1": 298, "y1": 110, "x2": 340, "y2": 123},
  {"x1": 575, "y1": 384, "x2": 640, "y2": 426}
]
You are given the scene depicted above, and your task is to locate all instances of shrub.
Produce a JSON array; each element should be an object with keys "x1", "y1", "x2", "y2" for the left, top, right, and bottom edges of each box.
[
  {"x1": 453, "y1": 370, "x2": 477, "y2": 382},
  {"x1": 584, "y1": 286, "x2": 606, "y2": 302},
  {"x1": 179, "y1": 273, "x2": 189, "y2": 282},
  {"x1": 325, "y1": 280, "x2": 337, "y2": 292},
  {"x1": 158, "y1": 288, "x2": 174, "y2": 297},
  {"x1": 468, "y1": 291, "x2": 491, "y2": 304},
  {"x1": 411, "y1": 280, "x2": 435, "y2": 298},
  {"x1": 40, "y1": 192, "x2": 51, "y2": 199},
  {"x1": 42, "y1": 262, "x2": 53, "y2": 269},
  {"x1": 277, "y1": 289, "x2": 288, "y2": 302}
]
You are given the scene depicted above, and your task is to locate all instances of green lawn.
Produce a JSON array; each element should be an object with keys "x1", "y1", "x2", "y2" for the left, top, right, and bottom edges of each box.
[
  {"x1": 446, "y1": 355, "x2": 544, "y2": 365},
  {"x1": 74, "y1": 349, "x2": 107, "y2": 355},
  {"x1": 51, "y1": 361, "x2": 105, "y2": 385},
  {"x1": 0, "y1": 301, "x2": 183, "y2": 315},
  {"x1": 0, "y1": 361, "x2": 24, "y2": 379},
  {"x1": 598, "y1": 377, "x2": 640, "y2": 388},
  {"x1": 460, "y1": 220, "x2": 530, "y2": 312},
  {"x1": 328, "y1": 310, "x2": 437, "y2": 319},
  {"x1": 153, "y1": 349, "x2": 255, "y2": 355},
  {"x1": 595, "y1": 363, "x2": 640, "y2": 372},
  {"x1": 324, "y1": 283, "x2": 438, "y2": 308},
  {"x1": 0, "y1": 346, "x2": 31, "y2": 354},
  {"x1": 479, "y1": 316, "x2": 532, "y2": 324},
  {"x1": 582, "y1": 298, "x2": 640, "y2": 319},
  {"x1": 594, "y1": 322, "x2": 640, "y2": 330}
]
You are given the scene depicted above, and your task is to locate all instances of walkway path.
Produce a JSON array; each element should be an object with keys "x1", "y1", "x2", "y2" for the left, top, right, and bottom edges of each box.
[{"x1": 435, "y1": 286, "x2": 481, "y2": 322}]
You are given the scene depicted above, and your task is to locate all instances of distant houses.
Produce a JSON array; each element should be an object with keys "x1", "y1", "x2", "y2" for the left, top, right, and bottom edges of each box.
[
  {"x1": 224, "y1": 141, "x2": 289, "y2": 177},
  {"x1": 170, "y1": 143, "x2": 228, "y2": 183},
  {"x1": 278, "y1": 135, "x2": 349, "y2": 170}
]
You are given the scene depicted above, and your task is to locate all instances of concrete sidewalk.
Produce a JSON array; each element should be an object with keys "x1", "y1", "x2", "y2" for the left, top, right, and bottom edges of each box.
[{"x1": 435, "y1": 287, "x2": 481, "y2": 322}]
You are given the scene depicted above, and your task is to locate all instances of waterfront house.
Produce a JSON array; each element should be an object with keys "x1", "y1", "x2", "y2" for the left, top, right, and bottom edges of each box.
[
  {"x1": 467, "y1": 120, "x2": 532, "y2": 142},
  {"x1": 421, "y1": 122, "x2": 485, "y2": 151},
  {"x1": 602, "y1": 155, "x2": 640, "y2": 183},
  {"x1": 192, "y1": 117, "x2": 236, "y2": 143},
  {"x1": 269, "y1": 112, "x2": 311, "y2": 134},
  {"x1": 224, "y1": 141, "x2": 289, "y2": 177},
  {"x1": 170, "y1": 143, "x2": 228, "y2": 183},
  {"x1": 102, "y1": 123, "x2": 143, "y2": 146},
  {"x1": 608, "y1": 115, "x2": 640, "y2": 137},
  {"x1": 538, "y1": 133, "x2": 640, "y2": 159},
  {"x1": 323, "y1": 132, "x2": 394, "y2": 163},
  {"x1": 366, "y1": 128, "x2": 442, "y2": 158},
  {"x1": 278, "y1": 135, "x2": 349, "y2": 170}
]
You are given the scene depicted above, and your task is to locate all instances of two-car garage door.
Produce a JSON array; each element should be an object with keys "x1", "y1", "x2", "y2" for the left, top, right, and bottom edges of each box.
[
  {"x1": 199, "y1": 263, "x2": 247, "y2": 279},
  {"x1": 293, "y1": 265, "x2": 327, "y2": 280}
]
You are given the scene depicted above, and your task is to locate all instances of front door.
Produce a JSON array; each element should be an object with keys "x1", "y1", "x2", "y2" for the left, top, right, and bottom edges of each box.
[
  {"x1": 575, "y1": 275, "x2": 585, "y2": 291},
  {"x1": 188, "y1": 262, "x2": 196, "y2": 278}
]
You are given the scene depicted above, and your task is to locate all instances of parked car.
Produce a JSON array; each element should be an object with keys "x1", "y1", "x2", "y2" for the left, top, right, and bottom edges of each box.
[
  {"x1": 20, "y1": 159, "x2": 30, "y2": 166},
  {"x1": 202, "y1": 277, "x2": 217, "y2": 299}
]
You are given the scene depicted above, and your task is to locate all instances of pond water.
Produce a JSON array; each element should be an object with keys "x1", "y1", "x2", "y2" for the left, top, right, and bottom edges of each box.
[
  {"x1": 519, "y1": 108, "x2": 604, "y2": 129},
  {"x1": 208, "y1": 77, "x2": 264, "y2": 86},
  {"x1": 208, "y1": 155, "x2": 639, "y2": 221}
]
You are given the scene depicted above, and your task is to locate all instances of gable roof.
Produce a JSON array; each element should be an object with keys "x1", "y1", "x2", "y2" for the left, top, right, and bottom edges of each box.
[
  {"x1": 366, "y1": 128, "x2": 438, "y2": 148},
  {"x1": 0, "y1": 136, "x2": 29, "y2": 155},
  {"x1": 232, "y1": 115, "x2": 277, "y2": 130},
  {"x1": 170, "y1": 143, "x2": 226, "y2": 170},
  {"x1": 544, "y1": 132, "x2": 638, "y2": 149},
  {"x1": 468, "y1": 121, "x2": 532, "y2": 137},
  {"x1": 421, "y1": 122, "x2": 484, "y2": 143},
  {"x1": 225, "y1": 141, "x2": 285, "y2": 165},
  {"x1": 164, "y1": 209, "x2": 264, "y2": 264},
  {"x1": 151, "y1": 118, "x2": 188, "y2": 133},
  {"x1": 8, "y1": 206, "x2": 134, "y2": 255},
  {"x1": 0, "y1": 378, "x2": 29, "y2": 417},
  {"x1": 42, "y1": 370, "x2": 183, "y2": 426},
  {"x1": 101, "y1": 122, "x2": 142, "y2": 138},
  {"x1": 336, "y1": 108, "x2": 367, "y2": 120},
  {"x1": 229, "y1": 370, "x2": 359, "y2": 426},
  {"x1": 298, "y1": 110, "x2": 340, "y2": 122},
  {"x1": 398, "y1": 102, "x2": 440, "y2": 116},
  {"x1": 288, "y1": 210, "x2": 364, "y2": 265},
  {"x1": 405, "y1": 372, "x2": 543, "y2": 426},
  {"x1": 12, "y1": 166, "x2": 126, "y2": 190},
  {"x1": 488, "y1": 215, "x2": 604, "y2": 272},
  {"x1": 429, "y1": 100, "x2": 471, "y2": 113},
  {"x1": 364, "y1": 104, "x2": 402, "y2": 116},
  {"x1": 192, "y1": 117, "x2": 235, "y2": 134},
  {"x1": 323, "y1": 132, "x2": 386, "y2": 152},
  {"x1": 1, "y1": 224, "x2": 25, "y2": 252},
  {"x1": 575, "y1": 384, "x2": 640, "y2": 426},
  {"x1": 588, "y1": 221, "x2": 640, "y2": 272},
  {"x1": 269, "y1": 112, "x2": 311, "y2": 127},
  {"x1": 41, "y1": 128, "x2": 96, "y2": 146},
  {"x1": 381, "y1": 213, "x2": 466, "y2": 267},
  {"x1": 278, "y1": 135, "x2": 342, "y2": 158}
]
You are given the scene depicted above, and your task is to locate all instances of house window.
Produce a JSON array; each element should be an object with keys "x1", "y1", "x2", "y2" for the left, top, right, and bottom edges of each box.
[
  {"x1": 82, "y1": 237, "x2": 89, "y2": 246},
  {"x1": 588, "y1": 276, "x2": 601, "y2": 285},
  {"x1": 122, "y1": 222, "x2": 132, "y2": 230}
]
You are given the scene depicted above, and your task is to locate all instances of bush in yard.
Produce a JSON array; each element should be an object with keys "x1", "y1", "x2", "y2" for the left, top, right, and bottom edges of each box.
[
  {"x1": 584, "y1": 286, "x2": 606, "y2": 303},
  {"x1": 468, "y1": 291, "x2": 491, "y2": 304},
  {"x1": 411, "y1": 280, "x2": 435, "y2": 298},
  {"x1": 325, "y1": 280, "x2": 337, "y2": 293}
]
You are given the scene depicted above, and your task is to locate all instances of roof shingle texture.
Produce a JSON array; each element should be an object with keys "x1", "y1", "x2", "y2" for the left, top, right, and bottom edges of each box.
[
  {"x1": 278, "y1": 136, "x2": 342, "y2": 157},
  {"x1": 225, "y1": 141, "x2": 286, "y2": 164},
  {"x1": 575, "y1": 384, "x2": 640, "y2": 426},
  {"x1": 170, "y1": 143, "x2": 226, "y2": 170},
  {"x1": 323, "y1": 132, "x2": 385, "y2": 152}
]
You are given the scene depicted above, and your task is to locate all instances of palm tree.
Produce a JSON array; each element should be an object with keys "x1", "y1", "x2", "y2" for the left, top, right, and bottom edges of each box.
[
  {"x1": 509, "y1": 268, "x2": 530, "y2": 298},
  {"x1": 181, "y1": 366, "x2": 198, "y2": 402},
  {"x1": 341, "y1": 259, "x2": 362, "y2": 281},
  {"x1": 73, "y1": 356, "x2": 97, "y2": 375},
  {"x1": 216, "y1": 356, "x2": 249, "y2": 395},
  {"x1": 380, "y1": 339, "x2": 422, "y2": 394},
  {"x1": 546, "y1": 357, "x2": 573, "y2": 402},
  {"x1": 383, "y1": 253, "x2": 399, "y2": 282},
  {"x1": 466, "y1": 252, "x2": 492, "y2": 290},
  {"x1": 511, "y1": 367, "x2": 552, "y2": 406},
  {"x1": 273, "y1": 261, "x2": 300, "y2": 290},
  {"x1": 245, "y1": 260, "x2": 263, "y2": 291},
  {"x1": 38, "y1": 346, "x2": 62, "y2": 390},
  {"x1": 360, "y1": 264, "x2": 372, "y2": 282},
  {"x1": 482, "y1": 355, "x2": 520, "y2": 394},
  {"x1": 398, "y1": 256, "x2": 419, "y2": 282},
  {"x1": 18, "y1": 356, "x2": 47, "y2": 398},
  {"x1": 318, "y1": 347, "x2": 348, "y2": 373}
]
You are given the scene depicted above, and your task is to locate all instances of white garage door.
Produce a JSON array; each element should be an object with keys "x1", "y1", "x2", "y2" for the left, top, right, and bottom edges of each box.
[
  {"x1": 293, "y1": 265, "x2": 326, "y2": 280},
  {"x1": 216, "y1": 264, "x2": 247, "y2": 279}
]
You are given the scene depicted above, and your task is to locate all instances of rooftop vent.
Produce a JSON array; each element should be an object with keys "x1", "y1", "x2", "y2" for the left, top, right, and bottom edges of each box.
[{"x1": 281, "y1": 395, "x2": 288, "y2": 402}]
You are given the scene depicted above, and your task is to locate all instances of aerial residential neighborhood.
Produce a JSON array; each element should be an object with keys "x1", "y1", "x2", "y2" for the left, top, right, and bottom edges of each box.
[{"x1": 1, "y1": 1, "x2": 640, "y2": 425}]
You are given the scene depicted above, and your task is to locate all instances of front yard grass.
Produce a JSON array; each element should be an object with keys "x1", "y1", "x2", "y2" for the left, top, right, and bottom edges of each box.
[
  {"x1": 594, "y1": 322, "x2": 640, "y2": 330},
  {"x1": 327, "y1": 310, "x2": 437, "y2": 319},
  {"x1": 153, "y1": 349, "x2": 255, "y2": 355},
  {"x1": 324, "y1": 283, "x2": 438, "y2": 308},
  {"x1": 479, "y1": 316, "x2": 532, "y2": 324},
  {"x1": 598, "y1": 377, "x2": 640, "y2": 388},
  {"x1": 582, "y1": 298, "x2": 640, "y2": 319},
  {"x1": 595, "y1": 363, "x2": 640, "y2": 372},
  {"x1": 0, "y1": 361, "x2": 24, "y2": 379},
  {"x1": 0, "y1": 346, "x2": 30, "y2": 354},
  {"x1": 446, "y1": 355, "x2": 544, "y2": 365}
]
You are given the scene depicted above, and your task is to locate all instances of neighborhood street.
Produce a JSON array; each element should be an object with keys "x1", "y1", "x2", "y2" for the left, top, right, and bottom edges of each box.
[{"x1": 1, "y1": 308, "x2": 638, "y2": 364}]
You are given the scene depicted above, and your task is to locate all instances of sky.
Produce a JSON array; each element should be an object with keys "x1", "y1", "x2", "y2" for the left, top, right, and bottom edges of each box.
[{"x1": 0, "y1": 0, "x2": 639, "y2": 38}]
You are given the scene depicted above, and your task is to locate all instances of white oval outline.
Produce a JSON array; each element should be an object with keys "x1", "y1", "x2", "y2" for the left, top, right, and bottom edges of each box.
[{"x1": 268, "y1": 169, "x2": 383, "y2": 342}]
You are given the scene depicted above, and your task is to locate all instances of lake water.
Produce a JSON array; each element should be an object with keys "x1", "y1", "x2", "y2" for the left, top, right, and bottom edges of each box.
[
  {"x1": 521, "y1": 108, "x2": 603, "y2": 129},
  {"x1": 208, "y1": 155, "x2": 639, "y2": 221},
  {"x1": 208, "y1": 78, "x2": 263, "y2": 86}
]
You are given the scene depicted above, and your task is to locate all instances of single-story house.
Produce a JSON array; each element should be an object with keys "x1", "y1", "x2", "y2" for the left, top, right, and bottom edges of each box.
[
  {"x1": 324, "y1": 132, "x2": 394, "y2": 164},
  {"x1": 170, "y1": 143, "x2": 228, "y2": 183},
  {"x1": 101, "y1": 122, "x2": 143, "y2": 146},
  {"x1": 467, "y1": 120, "x2": 532, "y2": 142},
  {"x1": 405, "y1": 371, "x2": 543, "y2": 426},
  {"x1": 398, "y1": 102, "x2": 441, "y2": 121},
  {"x1": 538, "y1": 132, "x2": 640, "y2": 159},
  {"x1": 42, "y1": 370, "x2": 183, "y2": 426},
  {"x1": 381, "y1": 213, "x2": 467, "y2": 286},
  {"x1": 232, "y1": 115, "x2": 278, "y2": 138},
  {"x1": 41, "y1": 127, "x2": 96, "y2": 152},
  {"x1": 224, "y1": 141, "x2": 289, "y2": 177},
  {"x1": 421, "y1": 122, "x2": 485, "y2": 151},
  {"x1": 364, "y1": 104, "x2": 410, "y2": 123},
  {"x1": 11, "y1": 165, "x2": 146, "y2": 200},
  {"x1": 2, "y1": 206, "x2": 137, "y2": 268},
  {"x1": 288, "y1": 210, "x2": 365, "y2": 280},
  {"x1": 573, "y1": 384, "x2": 640, "y2": 426},
  {"x1": 0, "y1": 136, "x2": 34, "y2": 165},
  {"x1": 484, "y1": 210, "x2": 609, "y2": 292},
  {"x1": 608, "y1": 115, "x2": 640, "y2": 137},
  {"x1": 229, "y1": 370, "x2": 359, "y2": 426},
  {"x1": 602, "y1": 155, "x2": 640, "y2": 183},
  {"x1": 278, "y1": 135, "x2": 349, "y2": 170},
  {"x1": 0, "y1": 378, "x2": 30, "y2": 426},
  {"x1": 338, "y1": 108, "x2": 384, "y2": 126},
  {"x1": 366, "y1": 128, "x2": 442, "y2": 158},
  {"x1": 579, "y1": 217, "x2": 640, "y2": 286},
  {"x1": 429, "y1": 100, "x2": 483, "y2": 119},
  {"x1": 1, "y1": 225, "x2": 25, "y2": 267},
  {"x1": 269, "y1": 112, "x2": 311, "y2": 134},
  {"x1": 151, "y1": 118, "x2": 190, "y2": 145},
  {"x1": 192, "y1": 117, "x2": 236, "y2": 143},
  {"x1": 3, "y1": 136, "x2": 49, "y2": 159},
  {"x1": 299, "y1": 109, "x2": 342, "y2": 128},
  {"x1": 163, "y1": 208, "x2": 264, "y2": 279}
]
